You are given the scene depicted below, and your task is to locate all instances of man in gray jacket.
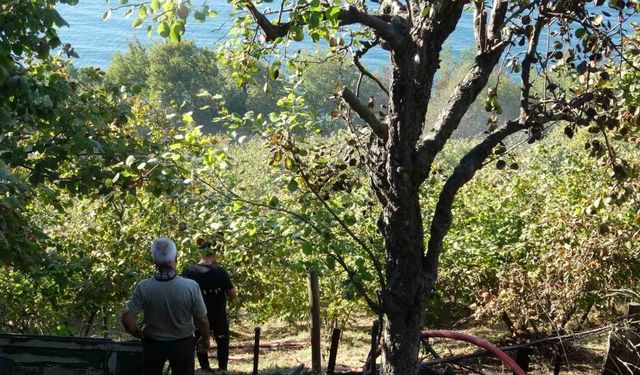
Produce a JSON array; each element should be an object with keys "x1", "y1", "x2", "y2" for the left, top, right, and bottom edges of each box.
[{"x1": 122, "y1": 238, "x2": 210, "y2": 375}]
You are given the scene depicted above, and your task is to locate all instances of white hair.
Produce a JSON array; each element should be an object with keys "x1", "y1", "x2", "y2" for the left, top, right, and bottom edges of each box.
[{"x1": 150, "y1": 238, "x2": 177, "y2": 266}]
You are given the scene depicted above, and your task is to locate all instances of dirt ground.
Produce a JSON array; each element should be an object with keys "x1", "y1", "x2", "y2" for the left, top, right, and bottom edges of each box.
[{"x1": 192, "y1": 318, "x2": 611, "y2": 374}]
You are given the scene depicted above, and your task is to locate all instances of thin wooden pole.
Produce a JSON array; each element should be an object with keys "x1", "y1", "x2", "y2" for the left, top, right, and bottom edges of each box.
[
  {"x1": 369, "y1": 320, "x2": 380, "y2": 375},
  {"x1": 327, "y1": 328, "x2": 341, "y2": 375},
  {"x1": 514, "y1": 347, "x2": 532, "y2": 374},
  {"x1": 308, "y1": 271, "x2": 321, "y2": 373},
  {"x1": 252, "y1": 326, "x2": 261, "y2": 375}
]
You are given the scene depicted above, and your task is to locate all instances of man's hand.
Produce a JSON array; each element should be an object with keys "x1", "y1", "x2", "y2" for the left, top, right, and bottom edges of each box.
[
  {"x1": 194, "y1": 315, "x2": 211, "y2": 352},
  {"x1": 196, "y1": 336, "x2": 210, "y2": 353},
  {"x1": 121, "y1": 311, "x2": 143, "y2": 340}
]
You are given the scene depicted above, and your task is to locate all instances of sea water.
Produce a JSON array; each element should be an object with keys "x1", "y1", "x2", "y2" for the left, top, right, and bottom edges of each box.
[{"x1": 56, "y1": 1, "x2": 475, "y2": 71}]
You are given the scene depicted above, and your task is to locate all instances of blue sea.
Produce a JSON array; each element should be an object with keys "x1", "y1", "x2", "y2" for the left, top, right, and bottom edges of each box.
[{"x1": 56, "y1": 1, "x2": 475, "y2": 71}]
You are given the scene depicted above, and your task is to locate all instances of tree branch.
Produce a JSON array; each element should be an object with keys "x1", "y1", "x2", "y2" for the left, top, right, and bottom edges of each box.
[
  {"x1": 487, "y1": 0, "x2": 509, "y2": 41},
  {"x1": 413, "y1": 0, "x2": 510, "y2": 183},
  {"x1": 414, "y1": 41, "x2": 508, "y2": 182},
  {"x1": 423, "y1": 90, "x2": 600, "y2": 278},
  {"x1": 294, "y1": 154, "x2": 386, "y2": 290},
  {"x1": 520, "y1": 7, "x2": 546, "y2": 115},
  {"x1": 194, "y1": 172, "x2": 381, "y2": 312},
  {"x1": 325, "y1": 251, "x2": 381, "y2": 312},
  {"x1": 354, "y1": 39, "x2": 390, "y2": 96},
  {"x1": 244, "y1": 0, "x2": 291, "y2": 41},
  {"x1": 338, "y1": 6, "x2": 405, "y2": 47},
  {"x1": 423, "y1": 118, "x2": 526, "y2": 276},
  {"x1": 341, "y1": 87, "x2": 389, "y2": 140},
  {"x1": 473, "y1": 0, "x2": 487, "y2": 53},
  {"x1": 244, "y1": 2, "x2": 404, "y2": 49}
]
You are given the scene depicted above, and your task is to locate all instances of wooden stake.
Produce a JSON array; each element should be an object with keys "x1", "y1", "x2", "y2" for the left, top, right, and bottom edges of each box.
[
  {"x1": 308, "y1": 271, "x2": 321, "y2": 373},
  {"x1": 369, "y1": 320, "x2": 380, "y2": 375},
  {"x1": 252, "y1": 326, "x2": 261, "y2": 375},
  {"x1": 327, "y1": 328, "x2": 341, "y2": 375}
]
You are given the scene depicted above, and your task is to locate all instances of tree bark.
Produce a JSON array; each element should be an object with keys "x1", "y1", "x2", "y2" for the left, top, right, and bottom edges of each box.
[{"x1": 375, "y1": 44, "x2": 433, "y2": 375}]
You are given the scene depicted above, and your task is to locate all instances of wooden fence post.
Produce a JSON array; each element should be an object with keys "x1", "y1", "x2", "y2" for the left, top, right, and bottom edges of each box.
[
  {"x1": 602, "y1": 303, "x2": 640, "y2": 374},
  {"x1": 368, "y1": 320, "x2": 380, "y2": 375},
  {"x1": 308, "y1": 270, "x2": 321, "y2": 373},
  {"x1": 253, "y1": 326, "x2": 261, "y2": 375},
  {"x1": 514, "y1": 346, "x2": 532, "y2": 374},
  {"x1": 327, "y1": 328, "x2": 341, "y2": 375}
]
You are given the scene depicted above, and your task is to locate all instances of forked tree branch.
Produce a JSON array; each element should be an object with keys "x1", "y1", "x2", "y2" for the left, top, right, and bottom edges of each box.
[
  {"x1": 414, "y1": 42, "x2": 509, "y2": 182},
  {"x1": 244, "y1": 0, "x2": 291, "y2": 41},
  {"x1": 244, "y1": 1, "x2": 404, "y2": 47},
  {"x1": 413, "y1": 0, "x2": 510, "y2": 182},
  {"x1": 354, "y1": 40, "x2": 390, "y2": 96}
]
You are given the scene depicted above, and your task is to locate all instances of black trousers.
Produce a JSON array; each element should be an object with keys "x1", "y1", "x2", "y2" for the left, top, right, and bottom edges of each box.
[
  {"x1": 195, "y1": 319, "x2": 230, "y2": 370},
  {"x1": 142, "y1": 336, "x2": 195, "y2": 375}
]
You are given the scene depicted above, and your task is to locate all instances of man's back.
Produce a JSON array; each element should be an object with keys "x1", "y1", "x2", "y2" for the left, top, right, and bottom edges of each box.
[
  {"x1": 182, "y1": 264, "x2": 232, "y2": 322},
  {"x1": 126, "y1": 276, "x2": 207, "y2": 341}
]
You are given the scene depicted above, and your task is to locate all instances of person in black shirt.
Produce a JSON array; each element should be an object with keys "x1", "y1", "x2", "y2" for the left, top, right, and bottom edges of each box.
[{"x1": 182, "y1": 238, "x2": 237, "y2": 372}]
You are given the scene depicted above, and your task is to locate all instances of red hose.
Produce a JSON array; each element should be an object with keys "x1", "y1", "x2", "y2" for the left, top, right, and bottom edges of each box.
[
  {"x1": 372, "y1": 330, "x2": 526, "y2": 375},
  {"x1": 422, "y1": 330, "x2": 526, "y2": 375}
]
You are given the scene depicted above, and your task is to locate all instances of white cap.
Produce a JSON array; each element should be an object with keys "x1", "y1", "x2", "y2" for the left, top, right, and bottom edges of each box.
[{"x1": 151, "y1": 238, "x2": 177, "y2": 265}]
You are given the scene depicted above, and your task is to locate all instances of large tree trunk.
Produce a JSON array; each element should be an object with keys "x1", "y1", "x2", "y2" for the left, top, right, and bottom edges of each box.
[
  {"x1": 380, "y1": 191, "x2": 431, "y2": 375},
  {"x1": 374, "y1": 47, "x2": 434, "y2": 374}
]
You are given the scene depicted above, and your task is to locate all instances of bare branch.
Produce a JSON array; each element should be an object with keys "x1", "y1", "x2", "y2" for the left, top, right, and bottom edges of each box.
[
  {"x1": 473, "y1": 0, "x2": 487, "y2": 53},
  {"x1": 338, "y1": 6, "x2": 405, "y2": 47},
  {"x1": 423, "y1": 0, "x2": 467, "y2": 47},
  {"x1": 487, "y1": 0, "x2": 509, "y2": 40},
  {"x1": 354, "y1": 39, "x2": 390, "y2": 96},
  {"x1": 245, "y1": 0, "x2": 291, "y2": 41},
  {"x1": 413, "y1": 0, "x2": 510, "y2": 182},
  {"x1": 520, "y1": 8, "x2": 546, "y2": 114},
  {"x1": 341, "y1": 87, "x2": 389, "y2": 140}
]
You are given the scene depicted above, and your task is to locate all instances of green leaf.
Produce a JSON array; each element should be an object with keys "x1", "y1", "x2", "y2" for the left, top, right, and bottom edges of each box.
[
  {"x1": 103, "y1": 9, "x2": 112, "y2": 20},
  {"x1": 268, "y1": 196, "x2": 280, "y2": 207},
  {"x1": 132, "y1": 17, "x2": 143, "y2": 29},
  {"x1": 125, "y1": 155, "x2": 135, "y2": 167},
  {"x1": 268, "y1": 60, "x2": 281, "y2": 80},
  {"x1": 151, "y1": 0, "x2": 160, "y2": 11},
  {"x1": 157, "y1": 22, "x2": 170, "y2": 38},
  {"x1": 344, "y1": 215, "x2": 357, "y2": 226},
  {"x1": 284, "y1": 157, "x2": 295, "y2": 170},
  {"x1": 287, "y1": 178, "x2": 298, "y2": 192},
  {"x1": 170, "y1": 22, "x2": 185, "y2": 43},
  {"x1": 194, "y1": 10, "x2": 206, "y2": 22},
  {"x1": 302, "y1": 242, "x2": 313, "y2": 255},
  {"x1": 326, "y1": 7, "x2": 341, "y2": 22}
]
